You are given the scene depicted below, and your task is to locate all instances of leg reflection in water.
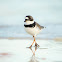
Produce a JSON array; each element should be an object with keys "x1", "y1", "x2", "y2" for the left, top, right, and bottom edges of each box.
[{"x1": 28, "y1": 47, "x2": 39, "y2": 62}]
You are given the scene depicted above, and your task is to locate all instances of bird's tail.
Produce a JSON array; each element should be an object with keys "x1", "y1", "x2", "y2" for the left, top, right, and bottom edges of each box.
[{"x1": 41, "y1": 26, "x2": 46, "y2": 29}]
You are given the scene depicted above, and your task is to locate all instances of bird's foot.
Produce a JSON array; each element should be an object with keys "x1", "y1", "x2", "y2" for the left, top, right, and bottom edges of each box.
[
  {"x1": 29, "y1": 45, "x2": 32, "y2": 48},
  {"x1": 35, "y1": 43, "x2": 40, "y2": 47}
]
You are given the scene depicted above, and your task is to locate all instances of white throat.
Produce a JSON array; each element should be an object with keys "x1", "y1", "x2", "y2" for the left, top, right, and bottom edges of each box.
[{"x1": 25, "y1": 21, "x2": 34, "y2": 25}]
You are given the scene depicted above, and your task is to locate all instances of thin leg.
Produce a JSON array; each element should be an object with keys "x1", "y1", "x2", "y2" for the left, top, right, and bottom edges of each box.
[
  {"x1": 29, "y1": 36, "x2": 40, "y2": 48},
  {"x1": 29, "y1": 36, "x2": 35, "y2": 48},
  {"x1": 33, "y1": 36, "x2": 40, "y2": 47},
  {"x1": 32, "y1": 41, "x2": 35, "y2": 45},
  {"x1": 34, "y1": 36, "x2": 40, "y2": 47}
]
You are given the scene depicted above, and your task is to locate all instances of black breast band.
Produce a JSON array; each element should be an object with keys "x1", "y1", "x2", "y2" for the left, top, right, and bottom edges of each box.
[{"x1": 24, "y1": 22, "x2": 36, "y2": 28}]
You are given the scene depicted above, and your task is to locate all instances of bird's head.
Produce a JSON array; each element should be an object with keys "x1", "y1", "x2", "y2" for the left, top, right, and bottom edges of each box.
[{"x1": 24, "y1": 15, "x2": 34, "y2": 24}]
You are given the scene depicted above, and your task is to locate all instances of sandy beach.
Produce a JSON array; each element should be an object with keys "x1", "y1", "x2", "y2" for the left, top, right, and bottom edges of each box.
[{"x1": 0, "y1": 39, "x2": 62, "y2": 62}]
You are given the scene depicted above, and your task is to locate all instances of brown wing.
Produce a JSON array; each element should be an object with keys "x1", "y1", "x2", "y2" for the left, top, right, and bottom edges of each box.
[{"x1": 35, "y1": 22, "x2": 44, "y2": 30}]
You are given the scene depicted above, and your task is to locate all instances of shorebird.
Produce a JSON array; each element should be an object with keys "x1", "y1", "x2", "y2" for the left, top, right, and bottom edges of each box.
[{"x1": 24, "y1": 15, "x2": 44, "y2": 48}]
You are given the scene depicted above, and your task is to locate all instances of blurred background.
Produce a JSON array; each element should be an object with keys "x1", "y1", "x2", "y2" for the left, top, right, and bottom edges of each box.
[{"x1": 0, "y1": 0, "x2": 62, "y2": 39}]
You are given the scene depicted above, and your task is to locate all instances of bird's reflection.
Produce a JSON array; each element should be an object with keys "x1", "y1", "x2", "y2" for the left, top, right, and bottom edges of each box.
[{"x1": 28, "y1": 47, "x2": 39, "y2": 62}]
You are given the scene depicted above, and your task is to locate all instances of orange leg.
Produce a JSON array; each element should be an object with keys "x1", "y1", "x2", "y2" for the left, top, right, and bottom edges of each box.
[
  {"x1": 29, "y1": 36, "x2": 35, "y2": 48},
  {"x1": 34, "y1": 36, "x2": 40, "y2": 47},
  {"x1": 32, "y1": 37, "x2": 37, "y2": 45},
  {"x1": 32, "y1": 41, "x2": 35, "y2": 45},
  {"x1": 29, "y1": 36, "x2": 40, "y2": 48},
  {"x1": 34, "y1": 37, "x2": 36, "y2": 43}
]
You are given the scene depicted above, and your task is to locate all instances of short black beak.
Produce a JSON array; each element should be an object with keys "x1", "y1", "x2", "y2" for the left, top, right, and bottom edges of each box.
[{"x1": 24, "y1": 19, "x2": 27, "y2": 22}]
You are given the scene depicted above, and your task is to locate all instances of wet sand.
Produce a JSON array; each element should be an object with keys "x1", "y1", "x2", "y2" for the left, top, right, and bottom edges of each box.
[{"x1": 0, "y1": 39, "x2": 62, "y2": 62}]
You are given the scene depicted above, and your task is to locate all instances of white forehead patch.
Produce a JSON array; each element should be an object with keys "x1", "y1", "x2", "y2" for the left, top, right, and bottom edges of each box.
[{"x1": 25, "y1": 17, "x2": 29, "y2": 19}]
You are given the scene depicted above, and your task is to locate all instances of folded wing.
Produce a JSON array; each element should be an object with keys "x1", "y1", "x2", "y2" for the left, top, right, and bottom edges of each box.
[{"x1": 35, "y1": 22, "x2": 44, "y2": 30}]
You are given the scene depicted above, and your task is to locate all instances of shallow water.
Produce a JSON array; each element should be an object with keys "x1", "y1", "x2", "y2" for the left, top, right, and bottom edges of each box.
[{"x1": 0, "y1": 39, "x2": 62, "y2": 62}]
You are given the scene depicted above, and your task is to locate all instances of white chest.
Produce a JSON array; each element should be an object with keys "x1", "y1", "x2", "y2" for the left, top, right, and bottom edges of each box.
[{"x1": 24, "y1": 26, "x2": 41, "y2": 36}]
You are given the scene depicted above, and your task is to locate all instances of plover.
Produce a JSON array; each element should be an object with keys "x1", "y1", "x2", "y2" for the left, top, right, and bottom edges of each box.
[{"x1": 24, "y1": 15, "x2": 44, "y2": 48}]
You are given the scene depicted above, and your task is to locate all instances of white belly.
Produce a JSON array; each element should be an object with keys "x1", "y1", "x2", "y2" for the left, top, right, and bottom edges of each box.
[{"x1": 24, "y1": 26, "x2": 41, "y2": 37}]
